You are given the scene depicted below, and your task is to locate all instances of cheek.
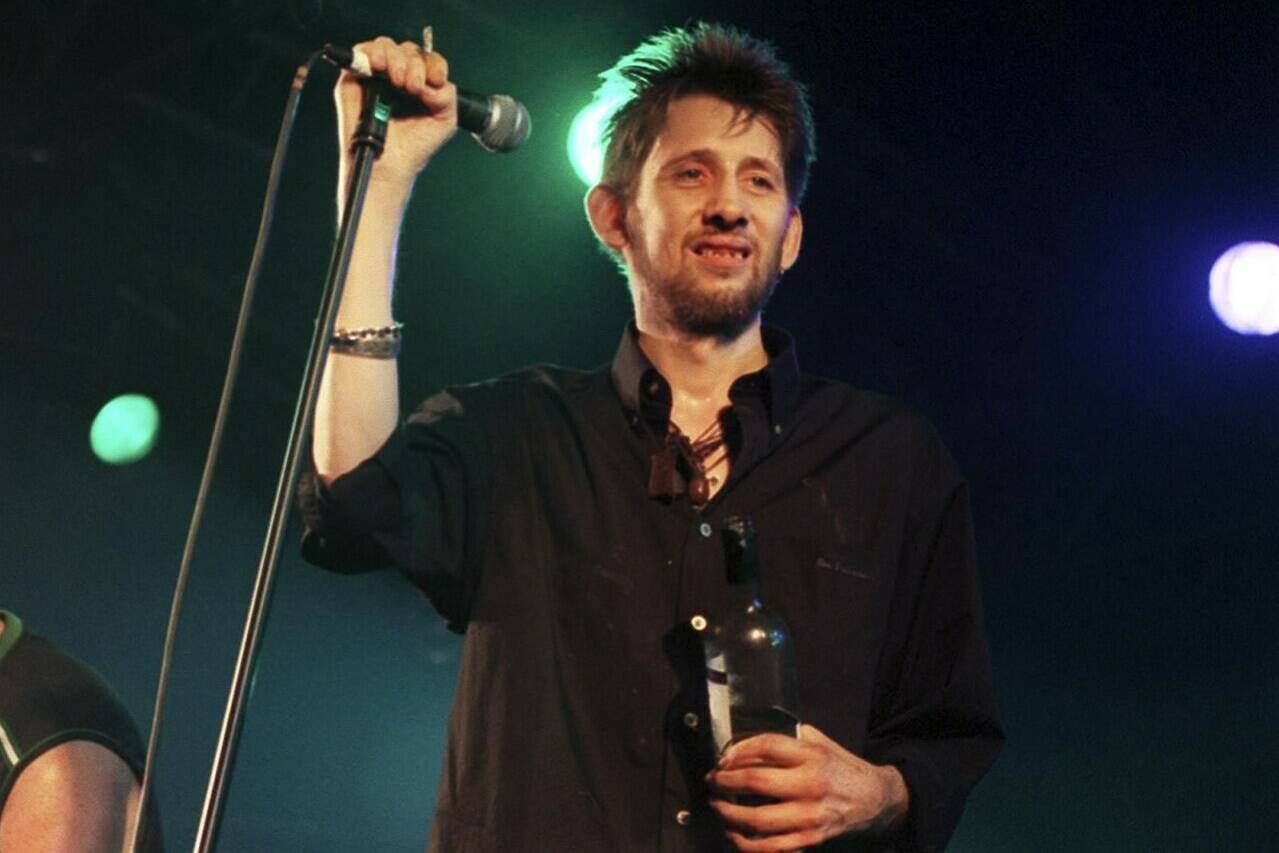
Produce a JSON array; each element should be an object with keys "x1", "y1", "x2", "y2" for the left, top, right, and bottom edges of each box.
[
  {"x1": 645, "y1": 213, "x2": 684, "y2": 261},
  {"x1": 629, "y1": 194, "x2": 700, "y2": 263},
  {"x1": 765, "y1": 212, "x2": 794, "y2": 248}
]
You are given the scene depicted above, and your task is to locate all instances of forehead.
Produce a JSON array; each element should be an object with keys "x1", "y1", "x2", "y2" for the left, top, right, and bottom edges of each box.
[{"x1": 643, "y1": 94, "x2": 783, "y2": 172}]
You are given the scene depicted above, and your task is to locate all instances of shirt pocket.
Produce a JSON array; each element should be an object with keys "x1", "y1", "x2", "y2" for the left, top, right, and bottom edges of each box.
[{"x1": 763, "y1": 536, "x2": 891, "y2": 741}]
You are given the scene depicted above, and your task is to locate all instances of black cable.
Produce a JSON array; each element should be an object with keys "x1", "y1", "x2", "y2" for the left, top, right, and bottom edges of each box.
[
  {"x1": 128, "y1": 53, "x2": 321, "y2": 853},
  {"x1": 193, "y1": 72, "x2": 394, "y2": 853}
]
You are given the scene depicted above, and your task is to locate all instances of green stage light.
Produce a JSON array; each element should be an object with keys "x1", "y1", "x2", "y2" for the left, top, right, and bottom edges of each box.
[
  {"x1": 567, "y1": 99, "x2": 614, "y2": 186},
  {"x1": 90, "y1": 394, "x2": 160, "y2": 465}
]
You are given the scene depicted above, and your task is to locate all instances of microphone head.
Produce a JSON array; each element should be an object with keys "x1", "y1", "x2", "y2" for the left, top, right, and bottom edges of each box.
[{"x1": 473, "y1": 94, "x2": 531, "y2": 153}]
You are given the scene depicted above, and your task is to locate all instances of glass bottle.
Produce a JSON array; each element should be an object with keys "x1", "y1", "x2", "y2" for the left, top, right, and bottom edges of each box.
[{"x1": 703, "y1": 516, "x2": 799, "y2": 758}]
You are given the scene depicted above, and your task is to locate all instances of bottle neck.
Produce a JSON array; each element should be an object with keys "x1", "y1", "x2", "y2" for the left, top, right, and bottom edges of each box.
[
  {"x1": 725, "y1": 543, "x2": 760, "y2": 586},
  {"x1": 726, "y1": 576, "x2": 763, "y2": 608},
  {"x1": 721, "y1": 515, "x2": 762, "y2": 603}
]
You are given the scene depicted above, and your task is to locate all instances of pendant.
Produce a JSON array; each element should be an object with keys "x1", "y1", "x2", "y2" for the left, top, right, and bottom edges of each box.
[{"x1": 688, "y1": 474, "x2": 711, "y2": 505}]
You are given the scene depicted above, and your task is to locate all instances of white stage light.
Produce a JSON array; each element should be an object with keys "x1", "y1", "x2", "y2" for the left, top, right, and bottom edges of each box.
[{"x1": 1209, "y1": 242, "x2": 1279, "y2": 336}]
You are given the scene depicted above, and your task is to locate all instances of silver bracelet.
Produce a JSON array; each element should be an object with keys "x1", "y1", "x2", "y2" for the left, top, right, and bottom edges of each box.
[{"x1": 330, "y1": 322, "x2": 403, "y2": 359}]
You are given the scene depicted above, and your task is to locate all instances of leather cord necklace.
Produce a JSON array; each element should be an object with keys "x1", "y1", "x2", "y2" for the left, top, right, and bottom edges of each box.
[{"x1": 647, "y1": 418, "x2": 729, "y2": 506}]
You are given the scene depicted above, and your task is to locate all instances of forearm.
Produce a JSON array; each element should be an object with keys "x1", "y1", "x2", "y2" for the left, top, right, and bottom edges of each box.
[
  {"x1": 313, "y1": 181, "x2": 409, "y2": 480},
  {"x1": 313, "y1": 36, "x2": 458, "y2": 482}
]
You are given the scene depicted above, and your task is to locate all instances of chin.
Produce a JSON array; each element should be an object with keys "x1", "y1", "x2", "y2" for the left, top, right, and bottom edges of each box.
[
  {"x1": 632, "y1": 249, "x2": 777, "y2": 338},
  {"x1": 669, "y1": 282, "x2": 773, "y2": 341}
]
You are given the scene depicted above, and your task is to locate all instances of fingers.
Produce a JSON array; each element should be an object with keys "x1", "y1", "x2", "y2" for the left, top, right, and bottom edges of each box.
[
  {"x1": 712, "y1": 799, "x2": 829, "y2": 852},
  {"x1": 417, "y1": 67, "x2": 454, "y2": 114},
  {"x1": 343, "y1": 36, "x2": 452, "y2": 111},
  {"x1": 356, "y1": 37, "x2": 414, "y2": 87},
  {"x1": 710, "y1": 763, "x2": 826, "y2": 802},
  {"x1": 424, "y1": 51, "x2": 449, "y2": 88},
  {"x1": 707, "y1": 727, "x2": 875, "y2": 850},
  {"x1": 724, "y1": 827, "x2": 824, "y2": 853},
  {"x1": 719, "y1": 733, "x2": 811, "y2": 770}
]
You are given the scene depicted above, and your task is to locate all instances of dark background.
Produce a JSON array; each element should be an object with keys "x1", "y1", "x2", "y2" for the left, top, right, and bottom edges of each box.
[{"x1": 3, "y1": 1, "x2": 1276, "y2": 849}]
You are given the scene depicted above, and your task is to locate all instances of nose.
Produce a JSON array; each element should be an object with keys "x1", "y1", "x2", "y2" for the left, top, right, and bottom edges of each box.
[{"x1": 704, "y1": 176, "x2": 747, "y2": 231}]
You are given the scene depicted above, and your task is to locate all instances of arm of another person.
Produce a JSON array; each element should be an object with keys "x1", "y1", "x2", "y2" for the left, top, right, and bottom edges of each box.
[
  {"x1": 0, "y1": 741, "x2": 140, "y2": 853},
  {"x1": 313, "y1": 36, "x2": 459, "y2": 482}
]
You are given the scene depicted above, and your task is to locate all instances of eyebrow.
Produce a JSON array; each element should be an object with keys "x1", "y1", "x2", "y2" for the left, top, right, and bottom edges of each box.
[{"x1": 662, "y1": 148, "x2": 783, "y2": 177}]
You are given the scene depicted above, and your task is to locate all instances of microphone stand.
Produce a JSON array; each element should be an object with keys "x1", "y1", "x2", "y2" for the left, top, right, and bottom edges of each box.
[{"x1": 192, "y1": 82, "x2": 395, "y2": 853}]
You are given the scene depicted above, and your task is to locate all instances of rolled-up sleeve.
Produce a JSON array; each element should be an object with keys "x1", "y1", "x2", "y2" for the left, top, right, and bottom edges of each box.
[{"x1": 298, "y1": 389, "x2": 492, "y2": 631}]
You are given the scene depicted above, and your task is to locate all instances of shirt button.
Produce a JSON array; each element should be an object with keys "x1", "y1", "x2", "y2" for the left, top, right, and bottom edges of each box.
[
  {"x1": 690, "y1": 614, "x2": 707, "y2": 631},
  {"x1": 773, "y1": 423, "x2": 783, "y2": 435},
  {"x1": 699, "y1": 522, "x2": 713, "y2": 538},
  {"x1": 683, "y1": 711, "x2": 699, "y2": 729},
  {"x1": 675, "y1": 809, "x2": 692, "y2": 826}
]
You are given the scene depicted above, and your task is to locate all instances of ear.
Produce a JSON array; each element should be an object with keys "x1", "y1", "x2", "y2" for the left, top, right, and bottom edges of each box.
[
  {"x1": 585, "y1": 184, "x2": 629, "y2": 252},
  {"x1": 780, "y1": 206, "x2": 803, "y2": 273}
]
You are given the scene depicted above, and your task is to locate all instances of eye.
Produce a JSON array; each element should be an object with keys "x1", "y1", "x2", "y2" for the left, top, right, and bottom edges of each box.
[
  {"x1": 749, "y1": 175, "x2": 776, "y2": 191},
  {"x1": 676, "y1": 166, "x2": 705, "y2": 181}
]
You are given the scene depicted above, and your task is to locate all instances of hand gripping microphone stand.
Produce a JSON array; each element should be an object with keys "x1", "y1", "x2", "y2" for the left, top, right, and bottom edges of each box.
[{"x1": 191, "y1": 81, "x2": 397, "y2": 853}]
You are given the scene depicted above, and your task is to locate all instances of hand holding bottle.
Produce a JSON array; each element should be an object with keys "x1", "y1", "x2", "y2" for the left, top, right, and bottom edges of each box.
[{"x1": 706, "y1": 724, "x2": 910, "y2": 851}]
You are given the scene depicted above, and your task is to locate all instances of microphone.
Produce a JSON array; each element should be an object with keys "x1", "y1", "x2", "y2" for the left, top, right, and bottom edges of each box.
[{"x1": 321, "y1": 44, "x2": 531, "y2": 153}]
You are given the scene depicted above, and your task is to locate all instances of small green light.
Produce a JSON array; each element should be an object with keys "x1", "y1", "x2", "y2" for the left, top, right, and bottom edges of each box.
[
  {"x1": 567, "y1": 99, "x2": 615, "y2": 187},
  {"x1": 90, "y1": 394, "x2": 160, "y2": 465}
]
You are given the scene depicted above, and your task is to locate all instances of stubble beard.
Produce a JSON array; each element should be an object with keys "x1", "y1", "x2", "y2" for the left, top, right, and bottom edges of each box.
[{"x1": 630, "y1": 237, "x2": 784, "y2": 343}]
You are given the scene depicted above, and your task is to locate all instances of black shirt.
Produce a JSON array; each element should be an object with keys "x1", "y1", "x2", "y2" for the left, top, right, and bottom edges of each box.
[{"x1": 300, "y1": 325, "x2": 1003, "y2": 852}]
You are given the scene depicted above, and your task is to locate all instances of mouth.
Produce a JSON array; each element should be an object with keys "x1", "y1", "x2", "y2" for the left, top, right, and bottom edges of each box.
[{"x1": 690, "y1": 239, "x2": 752, "y2": 267}]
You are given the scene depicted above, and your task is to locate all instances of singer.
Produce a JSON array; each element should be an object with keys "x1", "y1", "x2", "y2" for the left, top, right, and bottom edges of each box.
[{"x1": 301, "y1": 23, "x2": 1002, "y2": 852}]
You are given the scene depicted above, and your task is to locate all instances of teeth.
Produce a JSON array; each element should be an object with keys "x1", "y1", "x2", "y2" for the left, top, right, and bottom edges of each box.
[{"x1": 698, "y1": 247, "x2": 746, "y2": 258}]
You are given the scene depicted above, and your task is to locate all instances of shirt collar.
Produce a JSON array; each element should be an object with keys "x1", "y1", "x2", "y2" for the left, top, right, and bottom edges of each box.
[{"x1": 609, "y1": 322, "x2": 801, "y2": 429}]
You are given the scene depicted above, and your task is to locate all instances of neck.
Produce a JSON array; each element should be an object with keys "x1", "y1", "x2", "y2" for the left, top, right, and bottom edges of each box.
[{"x1": 635, "y1": 319, "x2": 768, "y2": 434}]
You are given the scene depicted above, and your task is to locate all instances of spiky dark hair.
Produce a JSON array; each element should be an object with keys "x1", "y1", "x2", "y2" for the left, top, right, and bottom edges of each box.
[{"x1": 594, "y1": 22, "x2": 817, "y2": 205}]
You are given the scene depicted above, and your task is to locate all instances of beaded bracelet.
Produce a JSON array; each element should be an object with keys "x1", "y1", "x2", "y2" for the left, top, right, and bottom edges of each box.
[{"x1": 329, "y1": 322, "x2": 404, "y2": 359}]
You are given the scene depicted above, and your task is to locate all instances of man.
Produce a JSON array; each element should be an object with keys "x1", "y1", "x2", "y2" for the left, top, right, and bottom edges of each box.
[
  {"x1": 0, "y1": 610, "x2": 163, "y2": 852},
  {"x1": 301, "y1": 23, "x2": 1002, "y2": 852}
]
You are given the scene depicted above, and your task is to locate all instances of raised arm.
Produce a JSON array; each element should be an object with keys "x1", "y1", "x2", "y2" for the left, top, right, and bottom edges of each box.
[{"x1": 313, "y1": 36, "x2": 458, "y2": 481}]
